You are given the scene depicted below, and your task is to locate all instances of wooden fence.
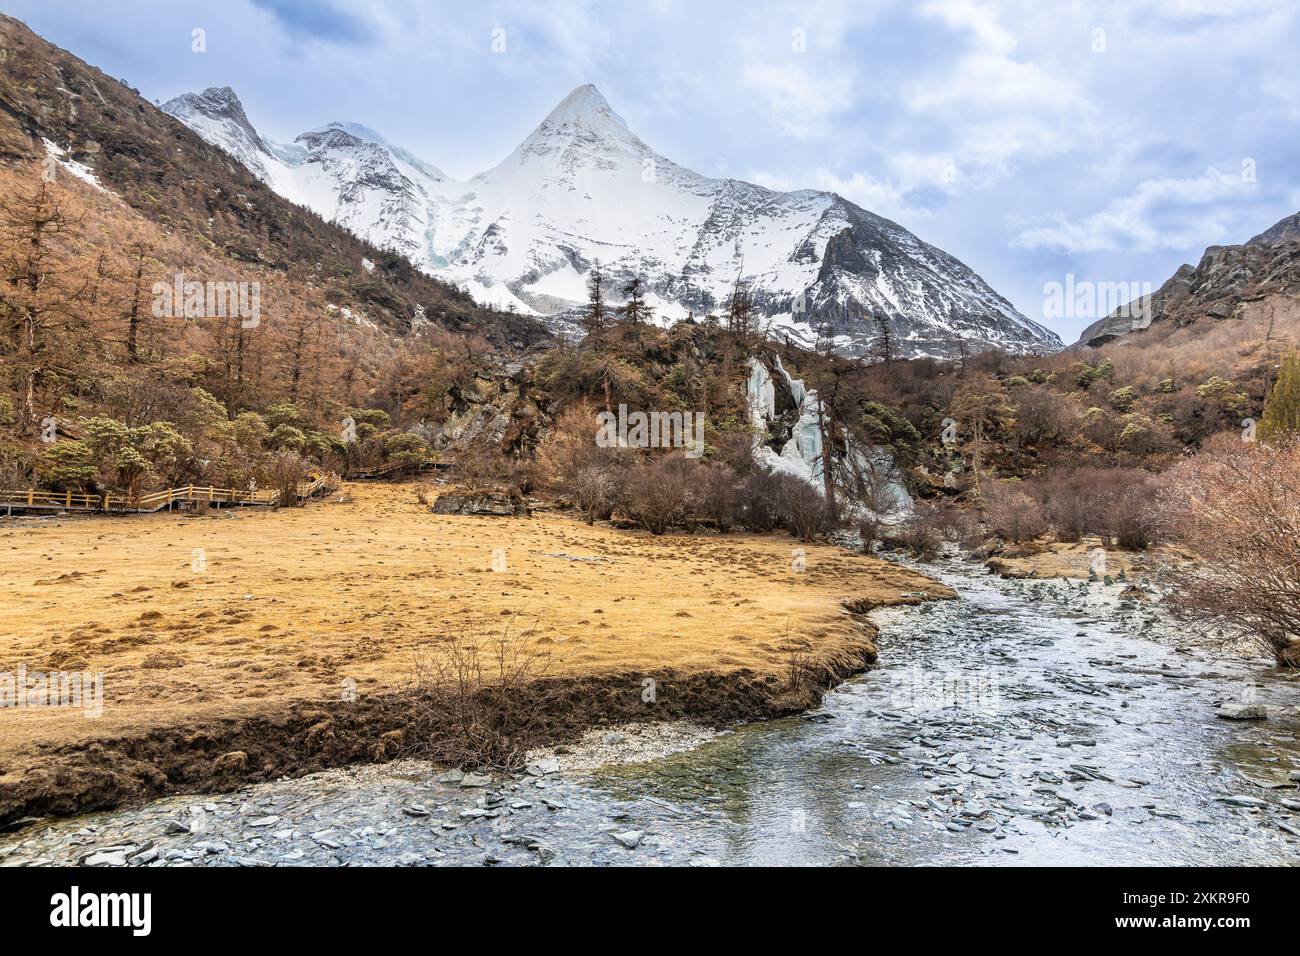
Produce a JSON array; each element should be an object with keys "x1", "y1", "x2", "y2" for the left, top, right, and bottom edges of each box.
[{"x1": 0, "y1": 473, "x2": 335, "y2": 515}]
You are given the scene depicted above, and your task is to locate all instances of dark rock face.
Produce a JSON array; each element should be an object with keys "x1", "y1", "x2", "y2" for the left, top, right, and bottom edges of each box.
[
  {"x1": 431, "y1": 490, "x2": 530, "y2": 516},
  {"x1": 1076, "y1": 210, "x2": 1300, "y2": 348},
  {"x1": 817, "y1": 227, "x2": 870, "y2": 280}
]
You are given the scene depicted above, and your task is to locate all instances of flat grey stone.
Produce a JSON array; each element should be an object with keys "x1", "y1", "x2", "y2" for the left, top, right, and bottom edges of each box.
[
  {"x1": 1216, "y1": 795, "x2": 1268, "y2": 808},
  {"x1": 82, "y1": 850, "x2": 128, "y2": 867},
  {"x1": 1216, "y1": 704, "x2": 1267, "y2": 720},
  {"x1": 612, "y1": 830, "x2": 644, "y2": 849}
]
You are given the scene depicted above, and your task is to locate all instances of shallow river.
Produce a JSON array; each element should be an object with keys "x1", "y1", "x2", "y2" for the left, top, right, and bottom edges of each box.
[{"x1": 5, "y1": 560, "x2": 1299, "y2": 867}]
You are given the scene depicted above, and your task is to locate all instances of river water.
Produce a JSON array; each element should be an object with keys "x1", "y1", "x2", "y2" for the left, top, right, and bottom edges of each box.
[{"x1": 4, "y1": 560, "x2": 1298, "y2": 867}]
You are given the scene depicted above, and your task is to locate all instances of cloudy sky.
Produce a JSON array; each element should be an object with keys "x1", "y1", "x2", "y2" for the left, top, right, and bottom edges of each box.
[{"x1": 6, "y1": 0, "x2": 1298, "y2": 341}]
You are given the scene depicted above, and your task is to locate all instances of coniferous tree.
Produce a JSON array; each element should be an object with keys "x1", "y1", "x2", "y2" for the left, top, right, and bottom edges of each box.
[
  {"x1": 618, "y1": 274, "x2": 651, "y2": 326},
  {"x1": 1260, "y1": 349, "x2": 1300, "y2": 440},
  {"x1": 725, "y1": 277, "x2": 755, "y2": 339},
  {"x1": 582, "y1": 259, "x2": 607, "y2": 335},
  {"x1": 0, "y1": 174, "x2": 89, "y2": 432},
  {"x1": 873, "y1": 310, "x2": 895, "y2": 368}
]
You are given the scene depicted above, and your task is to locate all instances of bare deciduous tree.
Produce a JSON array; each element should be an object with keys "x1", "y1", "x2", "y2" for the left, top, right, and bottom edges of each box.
[{"x1": 1159, "y1": 436, "x2": 1300, "y2": 666}]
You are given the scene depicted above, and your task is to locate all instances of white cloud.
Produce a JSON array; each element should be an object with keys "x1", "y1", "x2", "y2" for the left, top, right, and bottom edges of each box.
[
  {"x1": 1140, "y1": 0, "x2": 1278, "y2": 19},
  {"x1": 739, "y1": 63, "x2": 853, "y2": 139},
  {"x1": 1013, "y1": 167, "x2": 1259, "y2": 252},
  {"x1": 907, "y1": 0, "x2": 1094, "y2": 172}
]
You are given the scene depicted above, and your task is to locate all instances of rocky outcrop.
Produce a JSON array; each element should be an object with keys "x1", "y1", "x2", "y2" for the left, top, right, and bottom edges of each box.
[
  {"x1": 431, "y1": 489, "x2": 530, "y2": 516},
  {"x1": 1076, "y1": 211, "x2": 1300, "y2": 348}
]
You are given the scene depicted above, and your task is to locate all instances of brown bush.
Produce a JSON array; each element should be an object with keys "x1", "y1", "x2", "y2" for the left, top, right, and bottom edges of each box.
[
  {"x1": 570, "y1": 464, "x2": 619, "y2": 524},
  {"x1": 1035, "y1": 468, "x2": 1117, "y2": 542},
  {"x1": 929, "y1": 498, "x2": 980, "y2": 547},
  {"x1": 774, "y1": 471, "x2": 836, "y2": 542},
  {"x1": 981, "y1": 481, "x2": 1049, "y2": 543},
  {"x1": 695, "y1": 460, "x2": 742, "y2": 532},
  {"x1": 894, "y1": 501, "x2": 944, "y2": 560},
  {"x1": 856, "y1": 514, "x2": 883, "y2": 553},
  {"x1": 536, "y1": 401, "x2": 630, "y2": 518},
  {"x1": 1030, "y1": 467, "x2": 1160, "y2": 548},
  {"x1": 1159, "y1": 437, "x2": 1300, "y2": 665},
  {"x1": 1011, "y1": 386, "x2": 1076, "y2": 447},
  {"x1": 620, "y1": 453, "x2": 693, "y2": 535},
  {"x1": 1109, "y1": 483, "x2": 1161, "y2": 550},
  {"x1": 844, "y1": 457, "x2": 903, "y2": 553},
  {"x1": 259, "y1": 450, "x2": 310, "y2": 508},
  {"x1": 738, "y1": 468, "x2": 785, "y2": 532}
]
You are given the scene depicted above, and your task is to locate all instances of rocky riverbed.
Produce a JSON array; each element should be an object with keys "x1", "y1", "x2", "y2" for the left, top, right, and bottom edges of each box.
[{"x1": 4, "y1": 558, "x2": 1298, "y2": 867}]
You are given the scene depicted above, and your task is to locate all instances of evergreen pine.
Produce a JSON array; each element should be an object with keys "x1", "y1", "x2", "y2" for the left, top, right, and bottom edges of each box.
[
  {"x1": 618, "y1": 274, "x2": 651, "y2": 325},
  {"x1": 582, "y1": 260, "x2": 607, "y2": 334},
  {"x1": 1260, "y1": 349, "x2": 1300, "y2": 439}
]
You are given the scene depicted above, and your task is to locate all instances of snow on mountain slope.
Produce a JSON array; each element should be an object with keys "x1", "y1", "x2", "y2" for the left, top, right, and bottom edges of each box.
[{"x1": 164, "y1": 84, "x2": 1062, "y2": 357}]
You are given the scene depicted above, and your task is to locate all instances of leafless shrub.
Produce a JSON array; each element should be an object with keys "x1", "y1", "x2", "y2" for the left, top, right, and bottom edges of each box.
[
  {"x1": 1110, "y1": 483, "x2": 1161, "y2": 550},
  {"x1": 695, "y1": 460, "x2": 742, "y2": 532},
  {"x1": 1032, "y1": 467, "x2": 1160, "y2": 548},
  {"x1": 570, "y1": 463, "x2": 619, "y2": 524},
  {"x1": 856, "y1": 514, "x2": 884, "y2": 554},
  {"x1": 1011, "y1": 386, "x2": 1076, "y2": 447},
  {"x1": 410, "y1": 619, "x2": 561, "y2": 769},
  {"x1": 845, "y1": 457, "x2": 902, "y2": 553},
  {"x1": 929, "y1": 498, "x2": 981, "y2": 548},
  {"x1": 738, "y1": 468, "x2": 786, "y2": 532},
  {"x1": 894, "y1": 501, "x2": 944, "y2": 560},
  {"x1": 537, "y1": 400, "x2": 630, "y2": 517},
  {"x1": 982, "y1": 481, "x2": 1049, "y2": 543},
  {"x1": 1035, "y1": 468, "x2": 1113, "y2": 542},
  {"x1": 1159, "y1": 436, "x2": 1300, "y2": 665},
  {"x1": 620, "y1": 453, "x2": 693, "y2": 535},
  {"x1": 259, "y1": 450, "x2": 310, "y2": 508},
  {"x1": 774, "y1": 472, "x2": 836, "y2": 542},
  {"x1": 782, "y1": 638, "x2": 817, "y2": 695}
]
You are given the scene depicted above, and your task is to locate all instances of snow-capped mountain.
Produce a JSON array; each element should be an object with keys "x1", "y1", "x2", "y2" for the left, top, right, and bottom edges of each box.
[{"x1": 164, "y1": 84, "x2": 1061, "y2": 358}]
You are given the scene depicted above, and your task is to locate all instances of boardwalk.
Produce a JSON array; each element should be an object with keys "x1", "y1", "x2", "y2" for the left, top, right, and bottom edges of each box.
[{"x1": 0, "y1": 474, "x2": 335, "y2": 515}]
